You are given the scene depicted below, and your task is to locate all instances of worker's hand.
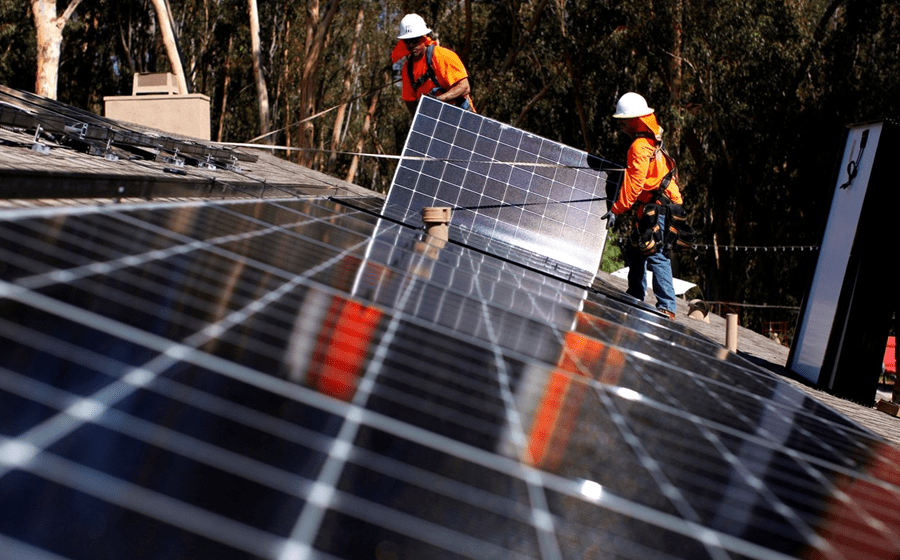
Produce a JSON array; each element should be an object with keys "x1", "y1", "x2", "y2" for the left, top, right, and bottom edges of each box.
[{"x1": 601, "y1": 211, "x2": 616, "y2": 229}]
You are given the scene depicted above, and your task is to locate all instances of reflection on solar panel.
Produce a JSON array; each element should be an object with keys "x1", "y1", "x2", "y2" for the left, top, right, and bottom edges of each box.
[
  {"x1": 2, "y1": 100, "x2": 900, "y2": 560},
  {"x1": 384, "y1": 97, "x2": 617, "y2": 280}
]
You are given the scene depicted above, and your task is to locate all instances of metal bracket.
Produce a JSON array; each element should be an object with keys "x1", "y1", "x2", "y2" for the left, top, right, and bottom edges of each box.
[
  {"x1": 156, "y1": 147, "x2": 184, "y2": 167},
  {"x1": 226, "y1": 156, "x2": 242, "y2": 172},
  {"x1": 64, "y1": 122, "x2": 88, "y2": 140},
  {"x1": 31, "y1": 124, "x2": 50, "y2": 154},
  {"x1": 88, "y1": 138, "x2": 118, "y2": 161},
  {"x1": 198, "y1": 155, "x2": 217, "y2": 171}
]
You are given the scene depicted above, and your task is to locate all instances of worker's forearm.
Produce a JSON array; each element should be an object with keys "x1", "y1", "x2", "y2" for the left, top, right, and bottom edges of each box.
[{"x1": 437, "y1": 78, "x2": 470, "y2": 103}]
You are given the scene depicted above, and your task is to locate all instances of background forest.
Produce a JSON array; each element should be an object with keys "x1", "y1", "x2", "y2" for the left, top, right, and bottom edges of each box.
[{"x1": 2, "y1": 0, "x2": 899, "y2": 339}]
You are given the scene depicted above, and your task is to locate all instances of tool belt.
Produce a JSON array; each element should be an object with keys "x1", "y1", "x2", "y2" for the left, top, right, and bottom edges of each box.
[
  {"x1": 630, "y1": 203, "x2": 665, "y2": 256},
  {"x1": 629, "y1": 202, "x2": 695, "y2": 257},
  {"x1": 666, "y1": 203, "x2": 695, "y2": 251}
]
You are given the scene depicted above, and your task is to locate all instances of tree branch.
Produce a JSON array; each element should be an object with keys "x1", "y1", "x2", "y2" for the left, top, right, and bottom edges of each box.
[{"x1": 58, "y1": 0, "x2": 83, "y2": 27}]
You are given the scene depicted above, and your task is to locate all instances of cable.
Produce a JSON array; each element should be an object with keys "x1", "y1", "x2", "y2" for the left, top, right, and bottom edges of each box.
[
  {"x1": 243, "y1": 78, "x2": 403, "y2": 145},
  {"x1": 213, "y1": 141, "x2": 625, "y2": 170},
  {"x1": 454, "y1": 196, "x2": 609, "y2": 212},
  {"x1": 691, "y1": 244, "x2": 818, "y2": 252},
  {"x1": 703, "y1": 302, "x2": 801, "y2": 311}
]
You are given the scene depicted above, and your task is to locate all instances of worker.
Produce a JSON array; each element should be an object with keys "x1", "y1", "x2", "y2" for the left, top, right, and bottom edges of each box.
[
  {"x1": 396, "y1": 14, "x2": 475, "y2": 114},
  {"x1": 604, "y1": 92, "x2": 684, "y2": 320}
]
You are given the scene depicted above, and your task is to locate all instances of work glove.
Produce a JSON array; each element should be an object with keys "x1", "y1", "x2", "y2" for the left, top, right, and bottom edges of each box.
[{"x1": 601, "y1": 211, "x2": 616, "y2": 230}]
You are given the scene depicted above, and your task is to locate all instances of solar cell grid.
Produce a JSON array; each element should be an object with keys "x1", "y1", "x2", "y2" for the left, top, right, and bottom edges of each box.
[
  {"x1": 2, "y1": 105, "x2": 900, "y2": 559},
  {"x1": 384, "y1": 97, "x2": 616, "y2": 276}
]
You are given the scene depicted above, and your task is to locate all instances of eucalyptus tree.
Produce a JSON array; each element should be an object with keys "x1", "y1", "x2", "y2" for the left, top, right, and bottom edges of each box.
[
  {"x1": 31, "y1": 0, "x2": 82, "y2": 99},
  {"x1": 248, "y1": 0, "x2": 271, "y2": 141},
  {"x1": 149, "y1": 0, "x2": 188, "y2": 93}
]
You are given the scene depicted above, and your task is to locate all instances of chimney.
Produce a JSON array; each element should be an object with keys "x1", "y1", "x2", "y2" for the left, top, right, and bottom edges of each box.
[{"x1": 103, "y1": 73, "x2": 211, "y2": 140}]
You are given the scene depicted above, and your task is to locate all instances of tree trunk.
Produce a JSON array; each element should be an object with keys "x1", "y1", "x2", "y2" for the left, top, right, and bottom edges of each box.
[
  {"x1": 513, "y1": 82, "x2": 551, "y2": 128},
  {"x1": 462, "y1": 0, "x2": 472, "y2": 62},
  {"x1": 789, "y1": 0, "x2": 846, "y2": 101},
  {"x1": 248, "y1": 0, "x2": 271, "y2": 142},
  {"x1": 279, "y1": 15, "x2": 293, "y2": 151},
  {"x1": 668, "y1": 0, "x2": 683, "y2": 151},
  {"x1": 149, "y1": 0, "x2": 188, "y2": 94},
  {"x1": 563, "y1": 52, "x2": 590, "y2": 153},
  {"x1": 476, "y1": 0, "x2": 551, "y2": 114},
  {"x1": 32, "y1": 0, "x2": 82, "y2": 100},
  {"x1": 328, "y1": 5, "x2": 364, "y2": 173},
  {"x1": 345, "y1": 70, "x2": 384, "y2": 185},
  {"x1": 299, "y1": 0, "x2": 339, "y2": 167},
  {"x1": 217, "y1": 35, "x2": 234, "y2": 142}
]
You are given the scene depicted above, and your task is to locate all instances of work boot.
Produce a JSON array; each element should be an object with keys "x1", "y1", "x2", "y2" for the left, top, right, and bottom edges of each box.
[{"x1": 661, "y1": 309, "x2": 676, "y2": 320}]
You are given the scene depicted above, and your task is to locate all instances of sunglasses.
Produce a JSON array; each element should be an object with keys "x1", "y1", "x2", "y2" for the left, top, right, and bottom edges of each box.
[{"x1": 403, "y1": 37, "x2": 423, "y2": 47}]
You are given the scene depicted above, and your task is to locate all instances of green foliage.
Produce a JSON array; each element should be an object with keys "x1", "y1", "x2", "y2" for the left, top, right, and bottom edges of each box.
[
  {"x1": 599, "y1": 234, "x2": 625, "y2": 274},
  {"x1": 0, "y1": 0, "x2": 35, "y2": 91}
]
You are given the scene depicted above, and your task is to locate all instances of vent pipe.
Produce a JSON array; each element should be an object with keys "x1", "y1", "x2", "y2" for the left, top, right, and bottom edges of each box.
[{"x1": 421, "y1": 207, "x2": 452, "y2": 242}]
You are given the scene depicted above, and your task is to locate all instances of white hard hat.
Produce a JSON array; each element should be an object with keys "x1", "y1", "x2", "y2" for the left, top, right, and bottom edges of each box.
[
  {"x1": 398, "y1": 14, "x2": 431, "y2": 40},
  {"x1": 613, "y1": 92, "x2": 654, "y2": 119}
]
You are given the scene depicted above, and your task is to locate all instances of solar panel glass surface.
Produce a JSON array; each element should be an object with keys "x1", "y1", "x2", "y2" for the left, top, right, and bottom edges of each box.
[
  {"x1": 2, "y1": 195, "x2": 900, "y2": 560},
  {"x1": 383, "y1": 97, "x2": 618, "y2": 277}
]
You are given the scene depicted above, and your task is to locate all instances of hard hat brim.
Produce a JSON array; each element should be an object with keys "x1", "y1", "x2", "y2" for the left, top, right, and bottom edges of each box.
[
  {"x1": 613, "y1": 108, "x2": 654, "y2": 119},
  {"x1": 397, "y1": 27, "x2": 432, "y2": 40}
]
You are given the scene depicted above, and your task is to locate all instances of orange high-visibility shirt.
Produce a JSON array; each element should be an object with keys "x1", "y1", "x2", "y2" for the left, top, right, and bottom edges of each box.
[
  {"x1": 611, "y1": 124, "x2": 682, "y2": 216},
  {"x1": 391, "y1": 41, "x2": 408, "y2": 63},
  {"x1": 401, "y1": 38, "x2": 469, "y2": 102}
]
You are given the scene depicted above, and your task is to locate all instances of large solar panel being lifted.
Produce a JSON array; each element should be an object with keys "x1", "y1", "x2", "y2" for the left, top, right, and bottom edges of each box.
[
  {"x1": 1, "y1": 95, "x2": 900, "y2": 560},
  {"x1": 383, "y1": 97, "x2": 618, "y2": 280}
]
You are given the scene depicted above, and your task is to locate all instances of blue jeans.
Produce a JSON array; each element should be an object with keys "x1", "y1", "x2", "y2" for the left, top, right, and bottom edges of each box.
[{"x1": 626, "y1": 212, "x2": 677, "y2": 313}]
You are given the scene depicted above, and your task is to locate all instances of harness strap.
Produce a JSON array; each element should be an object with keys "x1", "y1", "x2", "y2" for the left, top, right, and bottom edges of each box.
[
  {"x1": 648, "y1": 169, "x2": 675, "y2": 205},
  {"x1": 406, "y1": 44, "x2": 441, "y2": 93}
]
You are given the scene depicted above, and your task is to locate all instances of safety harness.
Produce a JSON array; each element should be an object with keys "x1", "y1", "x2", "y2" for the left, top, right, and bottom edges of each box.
[
  {"x1": 407, "y1": 44, "x2": 441, "y2": 92},
  {"x1": 405, "y1": 44, "x2": 474, "y2": 111},
  {"x1": 628, "y1": 133, "x2": 695, "y2": 256}
]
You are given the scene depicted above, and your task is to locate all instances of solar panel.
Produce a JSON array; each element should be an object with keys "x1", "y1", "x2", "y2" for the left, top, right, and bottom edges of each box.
[
  {"x1": 384, "y1": 96, "x2": 618, "y2": 281},
  {"x1": 3, "y1": 90, "x2": 900, "y2": 560},
  {"x1": 2, "y1": 193, "x2": 900, "y2": 560}
]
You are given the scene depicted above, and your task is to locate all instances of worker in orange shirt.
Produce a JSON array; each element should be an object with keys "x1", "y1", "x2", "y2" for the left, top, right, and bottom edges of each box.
[
  {"x1": 604, "y1": 92, "x2": 684, "y2": 319},
  {"x1": 396, "y1": 14, "x2": 475, "y2": 115}
]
